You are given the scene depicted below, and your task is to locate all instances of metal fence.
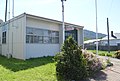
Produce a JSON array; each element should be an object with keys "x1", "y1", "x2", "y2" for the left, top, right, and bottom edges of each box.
[{"x1": 84, "y1": 44, "x2": 120, "y2": 51}]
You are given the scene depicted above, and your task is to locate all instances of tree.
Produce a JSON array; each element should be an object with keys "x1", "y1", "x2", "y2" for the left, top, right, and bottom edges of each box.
[{"x1": 54, "y1": 36, "x2": 88, "y2": 81}]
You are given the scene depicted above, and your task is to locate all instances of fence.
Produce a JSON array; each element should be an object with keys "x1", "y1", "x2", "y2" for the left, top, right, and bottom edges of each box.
[{"x1": 84, "y1": 44, "x2": 120, "y2": 51}]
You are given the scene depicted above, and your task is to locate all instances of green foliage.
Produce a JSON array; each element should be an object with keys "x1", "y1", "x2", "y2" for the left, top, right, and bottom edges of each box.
[
  {"x1": 84, "y1": 37, "x2": 90, "y2": 41},
  {"x1": 114, "y1": 50, "x2": 120, "y2": 59},
  {"x1": 54, "y1": 36, "x2": 88, "y2": 81},
  {"x1": 88, "y1": 50, "x2": 115, "y2": 57}
]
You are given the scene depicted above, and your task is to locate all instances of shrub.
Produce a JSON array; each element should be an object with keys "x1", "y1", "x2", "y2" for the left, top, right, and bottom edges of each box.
[
  {"x1": 54, "y1": 36, "x2": 88, "y2": 81},
  {"x1": 99, "y1": 53, "x2": 105, "y2": 56},
  {"x1": 114, "y1": 50, "x2": 120, "y2": 59},
  {"x1": 82, "y1": 49, "x2": 103, "y2": 76},
  {"x1": 106, "y1": 53, "x2": 113, "y2": 57}
]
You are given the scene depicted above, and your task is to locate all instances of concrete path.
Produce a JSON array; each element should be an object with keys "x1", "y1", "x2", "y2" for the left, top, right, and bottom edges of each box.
[{"x1": 89, "y1": 56, "x2": 120, "y2": 81}]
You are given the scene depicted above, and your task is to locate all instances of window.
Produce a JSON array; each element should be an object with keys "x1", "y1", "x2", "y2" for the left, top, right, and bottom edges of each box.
[
  {"x1": 2, "y1": 31, "x2": 6, "y2": 44},
  {"x1": 52, "y1": 37, "x2": 59, "y2": 43},
  {"x1": 26, "y1": 27, "x2": 34, "y2": 34},
  {"x1": 38, "y1": 36, "x2": 43, "y2": 43},
  {"x1": 34, "y1": 29, "x2": 43, "y2": 36},
  {"x1": 26, "y1": 27, "x2": 59, "y2": 44},
  {"x1": 65, "y1": 29, "x2": 78, "y2": 42},
  {"x1": 51, "y1": 31, "x2": 59, "y2": 43}
]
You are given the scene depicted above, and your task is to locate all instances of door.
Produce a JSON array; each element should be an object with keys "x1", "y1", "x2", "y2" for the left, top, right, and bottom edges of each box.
[{"x1": 65, "y1": 29, "x2": 78, "y2": 42}]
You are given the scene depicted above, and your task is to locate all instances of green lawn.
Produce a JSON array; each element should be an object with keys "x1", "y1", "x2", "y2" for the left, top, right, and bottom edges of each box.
[
  {"x1": 0, "y1": 55, "x2": 57, "y2": 81},
  {"x1": 88, "y1": 50, "x2": 116, "y2": 57}
]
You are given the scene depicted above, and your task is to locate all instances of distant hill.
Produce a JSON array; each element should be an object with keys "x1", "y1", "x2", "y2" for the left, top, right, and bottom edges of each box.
[{"x1": 84, "y1": 29, "x2": 106, "y2": 40}]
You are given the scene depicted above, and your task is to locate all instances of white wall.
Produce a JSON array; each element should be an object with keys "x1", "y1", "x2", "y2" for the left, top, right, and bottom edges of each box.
[
  {"x1": 26, "y1": 16, "x2": 60, "y2": 59},
  {"x1": 26, "y1": 17, "x2": 59, "y2": 31},
  {"x1": 1, "y1": 14, "x2": 26, "y2": 59},
  {"x1": 100, "y1": 39, "x2": 120, "y2": 46},
  {"x1": 26, "y1": 44, "x2": 60, "y2": 59}
]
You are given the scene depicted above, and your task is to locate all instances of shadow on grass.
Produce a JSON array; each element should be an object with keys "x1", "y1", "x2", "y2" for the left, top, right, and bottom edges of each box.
[{"x1": 0, "y1": 55, "x2": 54, "y2": 72}]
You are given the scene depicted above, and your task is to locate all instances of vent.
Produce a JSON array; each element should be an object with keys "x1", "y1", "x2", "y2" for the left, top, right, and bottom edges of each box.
[{"x1": 111, "y1": 31, "x2": 117, "y2": 39}]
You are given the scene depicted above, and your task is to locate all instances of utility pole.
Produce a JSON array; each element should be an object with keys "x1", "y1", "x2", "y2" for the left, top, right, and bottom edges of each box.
[
  {"x1": 12, "y1": 0, "x2": 14, "y2": 18},
  {"x1": 5, "y1": 0, "x2": 8, "y2": 22},
  {"x1": 95, "y1": 0, "x2": 98, "y2": 56},
  {"x1": 61, "y1": 0, "x2": 66, "y2": 43},
  {"x1": 107, "y1": 18, "x2": 110, "y2": 53}
]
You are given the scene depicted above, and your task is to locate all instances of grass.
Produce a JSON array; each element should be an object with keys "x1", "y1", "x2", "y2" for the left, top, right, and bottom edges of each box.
[
  {"x1": 0, "y1": 55, "x2": 57, "y2": 81},
  {"x1": 88, "y1": 50, "x2": 116, "y2": 57}
]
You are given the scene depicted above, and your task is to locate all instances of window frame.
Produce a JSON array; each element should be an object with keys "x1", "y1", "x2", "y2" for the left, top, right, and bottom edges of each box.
[
  {"x1": 2, "y1": 31, "x2": 6, "y2": 44},
  {"x1": 26, "y1": 27, "x2": 59, "y2": 44}
]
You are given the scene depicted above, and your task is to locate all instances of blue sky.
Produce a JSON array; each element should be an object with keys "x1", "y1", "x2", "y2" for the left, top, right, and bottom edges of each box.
[{"x1": 0, "y1": 0, "x2": 120, "y2": 34}]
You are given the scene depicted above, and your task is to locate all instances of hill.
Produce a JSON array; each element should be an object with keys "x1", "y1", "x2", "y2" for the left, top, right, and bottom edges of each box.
[{"x1": 84, "y1": 29, "x2": 106, "y2": 41}]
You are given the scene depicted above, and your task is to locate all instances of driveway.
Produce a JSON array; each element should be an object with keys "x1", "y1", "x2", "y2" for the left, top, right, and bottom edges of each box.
[{"x1": 89, "y1": 56, "x2": 120, "y2": 81}]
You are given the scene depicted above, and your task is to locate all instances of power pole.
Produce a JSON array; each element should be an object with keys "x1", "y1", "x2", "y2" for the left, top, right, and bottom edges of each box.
[
  {"x1": 95, "y1": 0, "x2": 98, "y2": 56},
  {"x1": 12, "y1": 0, "x2": 14, "y2": 18},
  {"x1": 61, "y1": 0, "x2": 66, "y2": 43},
  {"x1": 107, "y1": 18, "x2": 110, "y2": 53},
  {"x1": 5, "y1": 0, "x2": 8, "y2": 22}
]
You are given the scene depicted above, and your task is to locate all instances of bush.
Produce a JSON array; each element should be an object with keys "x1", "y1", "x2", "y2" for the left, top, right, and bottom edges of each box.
[
  {"x1": 114, "y1": 50, "x2": 120, "y2": 59},
  {"x1": 82, "y1": 50, "x2": 103, "y2": 76},
  {"x1": 54, "y1": 36, "x2": 88, "y2": 81},
  {"x1": 106, "y1": 53, "x2": 113, "y2": 57},
  {"x1": 99, "y1": 53, "x2": 105, "y2": 56}
]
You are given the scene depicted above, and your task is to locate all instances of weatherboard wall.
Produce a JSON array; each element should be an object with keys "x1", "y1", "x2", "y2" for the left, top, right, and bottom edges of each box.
[
  {"x1": 0, "y1": 14, "x2": 26, "y2": 59},
  {"x1": 0, "y1": 13, "x2": 84, "y2": 60},
  {"x1": 25, "y1": 16, "x2": 60, "y2": 59}
]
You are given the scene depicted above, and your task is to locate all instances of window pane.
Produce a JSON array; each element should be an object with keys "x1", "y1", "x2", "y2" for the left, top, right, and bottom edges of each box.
[
  {"x1": 55, "y1": 31, "x2": 59, "y2": 36},
  {"x1": 43, "y1": 36, "x2": 49, "y2": 43},
  {"x1": 48, "y1": 31, "x2": 52, "y2": 37},
  {"x1": 2, "y1": 31, "x2": 6, "y2": 44},
  {"x1": 34, "y1": 29, "x2": 43, "y2": 36},
  {"x1": 38, "y1": 36, "x2": 43, "y2": 43},
  {"x1": 26, "y1": 35, "x2": 29, "y2": 43},
  {"x1": 26, "y1": 27, "x2": 33, "y2": 34},
  {"x1": 52, "y1": 31, "x2": 59, "y2": 37},
  {"x1": 49, "y1": 37, "x2": 52, "y2": 43},
  {"x1": 44, "y1": 30, "x2": 49, "y2": 36},
  {"x1": 30, "y1": 35, "x2": 34, "y2": 43},
  {"x1": 52, "y1": 37, "x2": 59, "y2": 43},
  {"x1": 26, "y1": 35, "x2": 34, "y2": 43},
  {"x1": 26, "y1": 27, "x2": 59, "y2": 44},
  {"x1": 34, "y1": 36, "x2": 39, "y2": 43}
]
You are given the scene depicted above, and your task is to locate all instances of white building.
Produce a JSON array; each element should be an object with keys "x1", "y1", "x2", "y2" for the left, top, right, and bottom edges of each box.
[
  {"x1": 99, "y1": 33, "x2": 120, "y2": 46},
  {"x1": 84, "y1": 33, "x2": 120, "y2": 46},
  {"x1": 0, "y1": 13, "x2": 84, "y2": 60}
]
